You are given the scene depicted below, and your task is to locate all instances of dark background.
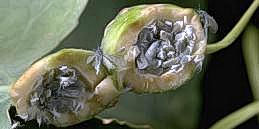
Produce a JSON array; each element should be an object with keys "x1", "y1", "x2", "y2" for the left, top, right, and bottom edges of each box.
[
  {"x1": 55, "y1": 0, "x2": 259, "y2": 129},
  {"x1": 201, "y1": 0, "x2": 259, "y2": 129}
]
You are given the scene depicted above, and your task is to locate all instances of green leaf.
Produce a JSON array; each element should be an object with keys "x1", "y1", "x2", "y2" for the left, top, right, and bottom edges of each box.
[
  {"x1": 0, "y1": 86, "x2": 11, "y2": 129},
  {"x1": 0, "y1": 0, "x2": 88, "y2": 85},
  {"x1": 242, "y1": 24, "x2": 259, "y2": 101},
  {"x1": 0, "y1": 0, "x2": 88, "y2": 128}
]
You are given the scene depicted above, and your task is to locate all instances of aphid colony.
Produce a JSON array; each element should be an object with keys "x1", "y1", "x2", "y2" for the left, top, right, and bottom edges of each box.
[
  {"x1": 136, "y1": 17, "x2": 204, "y2": 75},
  {"x1": 9, "y1": 4, "x2": 218, "y2": 128},
  {"x1": 26, "y1": 65, "x2": 87, "y2": 125}
]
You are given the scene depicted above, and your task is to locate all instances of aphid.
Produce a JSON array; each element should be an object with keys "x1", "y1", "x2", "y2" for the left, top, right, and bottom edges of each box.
[
  {"x1": 197, "y1": 10, "x2": 218, "y2": 34},
  {"x1": 137, "y1": 27, "x2": 155, "y2": 45},
  {"x1": 144, "y1": 40, "x2": 160, "y2": 62},
  {"x1": 165, "y1": 20, "x2": 173, "y2": 27},
  {"x1": 87, "y1": 46, "x2": 118, "y2": 75},
  {"x1": 87, "y1": 47, "x2": 103, "y2": 75},
  {"x1": 160, "y1": 30, "x2": 172, "y2": 42},
  {"x1": 184, "y1": 25, "x2": 195, "y2": 40},
  {"x1": 172, "y1": 21, "x2": 184, "y2": 33},
  {"x1": 155, "y1": 19, "x2": 173, "y2": 33},
  {"x1": 136, "y1": 52, "x2": 149, "y2": 70},
  {"x1": 169, "y1": 64, "x2": 183, "y2": 73},
  {"x1": 157, "y1": 48, "x2": 167, "y2": 60}
]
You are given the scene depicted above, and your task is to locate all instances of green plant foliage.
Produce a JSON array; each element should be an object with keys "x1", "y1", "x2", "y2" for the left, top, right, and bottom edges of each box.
[
  {"x1": 209, "y1": 24, "x2": 259, "y2": 129},
  {"x1": 0, "y1": 0, "x2": 88, "y2": 128},
  {"x1": 0, "y1": 0, "x2": 88, "y2": 85},
  {"x1": 0, "y1": 86, "x2": 11, "y2": 129},
  {"x1": 242, "y1": 24, "x2": 259, "y2": 101}
]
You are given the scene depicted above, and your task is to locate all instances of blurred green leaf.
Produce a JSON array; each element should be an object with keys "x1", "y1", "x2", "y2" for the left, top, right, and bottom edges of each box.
[
  {"x1": 0, "y1": 0, "x2": 88, "y2": 85},
  {"x1": 0, "y1": 0, "x2": 88, "y2": 128},
  {"x1": 0, "y1": 86, "x2": 11, "y2": 129},
  {"x1": 242, "y1": 24, "x2": 259, "y2": 101}
]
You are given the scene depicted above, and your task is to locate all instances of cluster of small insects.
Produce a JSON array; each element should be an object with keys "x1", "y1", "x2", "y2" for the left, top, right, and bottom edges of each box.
[
  {"x1": 7, "y1": 4, "x2": 220, "y2": 128},
  {"x1": 26, "y1": 65, "x2": 86, "y2": 125},
  {"x1": 135, "y1": 17, "x2": 204, "y2": 75}
]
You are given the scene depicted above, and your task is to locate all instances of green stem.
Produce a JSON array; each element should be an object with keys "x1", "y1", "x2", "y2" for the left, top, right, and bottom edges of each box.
[
  {"x1": 242, "y1": 24, "x2": 259, "y2": 121},
  {"x1": 206, "y1": 0, "x2": 259, "y2": 54},
  {"x1": 209, "y1": 101, "x2": 259, "y2": 129},
  {"x1": 242, "y1": 25, "x2": 259, "y2": 102}
]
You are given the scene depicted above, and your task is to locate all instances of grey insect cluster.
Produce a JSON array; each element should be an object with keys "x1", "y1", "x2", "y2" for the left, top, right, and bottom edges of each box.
[
  {"x1": 135, "y1": 18, "x2": 204, "y2": 75},
  {"x1": 27, "y1": 65, "x2": 86, "y2": 125}
]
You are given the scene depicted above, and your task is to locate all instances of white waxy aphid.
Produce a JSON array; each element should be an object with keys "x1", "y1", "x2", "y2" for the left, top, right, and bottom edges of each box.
[
  {"x1": 193, "y1": 54, "x2": 204, "y2": 63},
  {"x1": 136, "y1": 53, "x2": 149, "y2": 70},
  {"x1": 165, "y1": 20, "x2": 173, "y2": 27},
  {"x1": 30, "y1": 93, "x2": 39, "y2": 104},
  {"x1": 156, "y1": 60, "x2": 163, "y2": 68},
  {"x1": 162, "y1": 57, "x2": 180, "y2": 68},
  {"x1": 184, "y1": 25, "x2": 194, "y2": 40},
  {"x1": 197, "y1": 10, "x2": 218, "y2": 34},
  {"x1": 183, "y1": 45, "x2": 193, "y2": 55},
  {"x1": 148, "y1": 22, "x2": 158, "y2": 34},
  {"x1": 169, "y1": 64, "x2": 183, "y2": 73},
  {"x1": 167, "y1": 51, "x2": 175, "y2": 58},
  {"x1": 59, "y1": 65, "x2": 68, "y2": 71},
  {"x1": 180, "y1": 55, "x2": 193, "y2": 64},
  {"x1": 60, "y1": 77, "x2": 73, "y2": 88},
  {"x1": 145, "y1": 40, "x2": 160, "y2": 61},
  {"x1": 175, "y1": 31, "x2": 186, "y2": 42},
  {"x1": 157, "y1": 48, "x2": 167, "y2": 60},
  {"x1": 161, "y1": 41, "x2": 174, "y2": 51},
  {"x1": 160, "y1": 30, "x2": 171, "y2": 41},
  {"x1": 172, "y1": 20, "x2": 183, "y2": 32}
]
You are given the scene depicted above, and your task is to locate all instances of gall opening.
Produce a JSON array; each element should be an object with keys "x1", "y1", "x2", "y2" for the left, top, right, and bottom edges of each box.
[{"x1": 27, "y1": 65, "x2": 88, "y2": 125}]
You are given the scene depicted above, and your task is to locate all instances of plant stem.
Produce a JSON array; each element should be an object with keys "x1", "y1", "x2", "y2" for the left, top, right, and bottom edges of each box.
[
  {"x1": 242, "y1": 25, "x2": 259, "y2": 119},
  {"x1": 206, "y1": 0, "x2": 259, "y2": 54},
  {"x1": 209, "y1": 101, "x2": 259, "y2": 129}
]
